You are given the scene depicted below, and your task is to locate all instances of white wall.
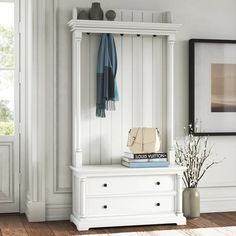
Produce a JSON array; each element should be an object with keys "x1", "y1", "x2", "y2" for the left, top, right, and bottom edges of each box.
[{"x1": 44, "y1": 0, "x2": 236, "y2": 220}]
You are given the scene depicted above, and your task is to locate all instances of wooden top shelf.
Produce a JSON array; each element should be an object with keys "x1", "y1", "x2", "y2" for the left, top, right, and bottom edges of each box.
[{"x1": 68, "y1": 19, "x2": 181, "y2": 36}]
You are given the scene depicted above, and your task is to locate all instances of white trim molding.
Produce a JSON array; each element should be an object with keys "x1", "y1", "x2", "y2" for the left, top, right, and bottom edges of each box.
[
  {"x1": 25, "y1": 0, "x2": 47, "y2": 222},
  {"x1": 19, "y1": 0, "x2": 27, "y2": 214},
  {"x1": 25, "y1": 194, "x2": 46, "y2": 222},
  {"x1": 0, "y1": 142, "x2": 14, "y2": 204},
  {"x1": 167, "y1": 34, "x2": 175, "y2": 164},
  {"x1": 46, "y1": 203, "x2": 72, "y2": 221},
  {"x1": 68, "y1": 19, "x2": 181, "y2": 36},
  {"x1": 201, "y1": 197, "x2": 236, "y2": 213},
  {"x1": 52, "y1": 0, "x2": 71, "y2": 194}
]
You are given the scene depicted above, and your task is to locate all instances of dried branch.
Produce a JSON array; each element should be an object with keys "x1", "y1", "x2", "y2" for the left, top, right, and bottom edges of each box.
[
  {"x1": 197, "y1": 159, "x2": 223, "y2": 183},
  {"x1": 175, "y1": 125, "x2": 223, "y2": 188}
]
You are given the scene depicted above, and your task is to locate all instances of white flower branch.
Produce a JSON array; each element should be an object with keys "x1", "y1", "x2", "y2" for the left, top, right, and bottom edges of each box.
[{"x1": 175, "y1": 124, "x2": 224, "y2": 188}]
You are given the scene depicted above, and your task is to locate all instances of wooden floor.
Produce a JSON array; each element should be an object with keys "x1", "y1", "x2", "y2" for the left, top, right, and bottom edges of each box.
[{"x1": 0, "y1": 212, "x2": 236, "y2": 235}]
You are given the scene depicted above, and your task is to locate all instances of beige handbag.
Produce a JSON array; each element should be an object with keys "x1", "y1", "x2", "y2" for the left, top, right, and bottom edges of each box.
[{"x1": 127, "y1": 127, "x2": 161, "y2": 154}]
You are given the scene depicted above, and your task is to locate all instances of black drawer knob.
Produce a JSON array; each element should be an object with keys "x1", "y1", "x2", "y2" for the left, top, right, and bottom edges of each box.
[
  {"x1": 156, "y1": 181, "x2": 160, "y2": 185},
  {"x1": 103, "y1": 205, "x2": 108, "y2": 209},
  {"x1": 103, "y1": 183, "x2": 107, "y2": 187},
  {"x1": 156, "y1": 203, "x2": 160, "y2": 206}
]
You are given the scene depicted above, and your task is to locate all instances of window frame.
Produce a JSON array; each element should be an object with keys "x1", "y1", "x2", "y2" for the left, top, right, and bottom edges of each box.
[{"x1": 0, "y1": 0, "x2": 19, "y2": 137}]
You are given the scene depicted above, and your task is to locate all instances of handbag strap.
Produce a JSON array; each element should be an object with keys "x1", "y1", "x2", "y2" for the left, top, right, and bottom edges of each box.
[{"x1": 127, "y1": 128, "x2": 140, "y2": 147}]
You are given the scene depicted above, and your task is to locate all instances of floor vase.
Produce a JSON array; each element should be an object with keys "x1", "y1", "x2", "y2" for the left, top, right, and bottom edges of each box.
[{"x1": 183, "y1": 187, "x2": 200, "y2": 218}]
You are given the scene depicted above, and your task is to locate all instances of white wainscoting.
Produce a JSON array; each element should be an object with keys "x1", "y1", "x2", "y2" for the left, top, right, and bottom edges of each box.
[
  {"x1": 0, "y1": 139, "x2": 20, "y2": 213},
  {"x1": 0, "y1": 143, "x2": 13, "y2": 203}
]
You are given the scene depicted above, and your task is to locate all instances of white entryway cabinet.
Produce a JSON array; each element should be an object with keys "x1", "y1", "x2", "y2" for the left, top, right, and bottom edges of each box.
[
  {"x1": 68, "y1": 8, "x2": 186, "y2": 231},
  {"x1": 71, "y1": 165, "x2": 186, "y2": 230}
]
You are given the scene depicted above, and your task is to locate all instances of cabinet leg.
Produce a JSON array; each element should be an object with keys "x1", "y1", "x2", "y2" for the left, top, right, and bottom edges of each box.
[
  {"x1": 70, "y1": 214, "x2": 90, "y2": 231},
  {"x1": 77, "y1": 226, "x2": 90, "y2": 231},
  {"x1": 176, "y1": 216, "x2": 187, "y2": 225}
]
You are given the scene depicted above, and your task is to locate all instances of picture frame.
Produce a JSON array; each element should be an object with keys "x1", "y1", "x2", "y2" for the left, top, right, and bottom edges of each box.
[{"x1": 189, "y1": 39, "x2": 236, "y2": 135}]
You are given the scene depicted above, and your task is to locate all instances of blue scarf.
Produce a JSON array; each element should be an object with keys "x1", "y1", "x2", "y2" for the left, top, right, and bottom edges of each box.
[{"x1": 96, "y1": 33, "x2": 119, "y2": 118}]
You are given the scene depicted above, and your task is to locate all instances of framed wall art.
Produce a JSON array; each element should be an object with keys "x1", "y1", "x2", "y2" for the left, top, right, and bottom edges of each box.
[{"x1": 189, "y1": 39, "x2": 236, "y2": 135}]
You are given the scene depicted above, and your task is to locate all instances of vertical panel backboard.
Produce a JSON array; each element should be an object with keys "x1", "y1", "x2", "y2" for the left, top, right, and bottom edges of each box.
[
  {"x1": 78, "y1": 9, "x2": 165, "y2": 164},
  {"x1": 56, "y1": 8, "x2": 165, "y2": 170}
]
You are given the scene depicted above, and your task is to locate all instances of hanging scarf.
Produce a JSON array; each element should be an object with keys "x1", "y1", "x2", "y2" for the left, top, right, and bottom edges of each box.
[{"x1": 96, "y1": 33, "x2": 119, "y2": 118}]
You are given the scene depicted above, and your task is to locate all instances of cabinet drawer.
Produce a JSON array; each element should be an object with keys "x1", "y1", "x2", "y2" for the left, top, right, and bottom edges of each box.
[
  {"x1": 87, "y1": 195, "x2": 175, "y2": 217},
  {"x1": 86, "y1": 175, "x2": 175, "y2": 196}
]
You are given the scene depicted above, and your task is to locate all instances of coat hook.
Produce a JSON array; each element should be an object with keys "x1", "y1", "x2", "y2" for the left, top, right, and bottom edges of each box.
[
  {"x1": 120, "y1": 33, "x2": 124, "y2": 36},
  {"x1": 87, "y1": 32, "x2": 90, "y2": 35},
  {"x1": 137, "y1": 34, "x2": 140, "y2": 37},
  {"x1": 153, "y1": 35, "x2": 156, "y2": 37}
]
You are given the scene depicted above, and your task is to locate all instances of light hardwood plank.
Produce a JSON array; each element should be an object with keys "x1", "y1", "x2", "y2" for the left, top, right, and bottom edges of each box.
[
  {"x1": 220, "y1": 212, "x2": 236, "y2": 222},
  {"x1": 0, "y1": 213, "x2": 236, "y2": 235},
  {"x1": 20, "y1": 215, "x2": 54, "y2": 236},
  {"x1": 0, "y1": 214, "x2": 28, "y2": 236},
  {"x1": 47, "y1": 221, "x2": 77, "y2": 236},
  {"x1": 202, "y1": 213, "x2": 236, "y2": 227},
  {"x1": 188, "y1": 217, "x2": 219, "y2": 228}
]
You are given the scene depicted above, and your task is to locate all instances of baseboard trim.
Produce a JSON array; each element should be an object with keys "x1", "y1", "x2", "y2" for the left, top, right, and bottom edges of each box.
[
  {"x1": 46, "y1": 203, "x2": 72, "y2": 221},
  {"x1": 201, "y1": 197, "x2": 236, "y2": 213},
  {"x1": 26, "y1": 197, "x2": 236, "y2": 221},
  {"x1": 25, "y1": 196, "x2": 46, "y2": 222}
]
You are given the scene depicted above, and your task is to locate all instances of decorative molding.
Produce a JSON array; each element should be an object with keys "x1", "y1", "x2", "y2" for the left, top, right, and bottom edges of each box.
[
  {"x1": 68, "y1": 19, "x2": 182, "y2": 36},
  {"x1": 25, "y1": 0, "x2": 47, "y2": 221},
  {"x1": 80, "y1": 178, "x2": 86, "y2": 217},
  {"x1": 52, "y1": 0, "x2": 58, "y2": 194},
  {"x1": 25, "y1": 194, "x2": 46, "y2": 222},
  {"x1": 202, "y1": 197, "x2": 236, "y2": 202},
  {"x1": 176, "y1": 174, "x2": 183, "y2": 215},
  {"x1": 72, "y1": 20, "x2": 83, "y2": 169},
  {"x1": 199, "y1": 183, "x2": 236, "y2": 188},
  {"x1": 0, "y1": 143, "x2": 14, "y2": 204},
  {"x1": 19, "y1": 0, "x2": 27, "y2": 214},
  {"x1": 46, "y1": 203, "x2": 72, "y2": 221},
  {"x1": 167, "y1": 33, "x2": 176, "y2": 42},
  {"x1": 167, "y1": 34, "x2": 175, "y2": 164},
  {"x1": 52, "y1": 0, "x2": 71, "y2": 194},
  {"x1": 201, "y1": 197, "x2": 236, "y2": 213}
]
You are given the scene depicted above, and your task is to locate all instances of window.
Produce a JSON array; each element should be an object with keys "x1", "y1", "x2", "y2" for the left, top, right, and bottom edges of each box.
[{"x1": 0, "y1": 1, "x2": 15, "y2": 135}]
